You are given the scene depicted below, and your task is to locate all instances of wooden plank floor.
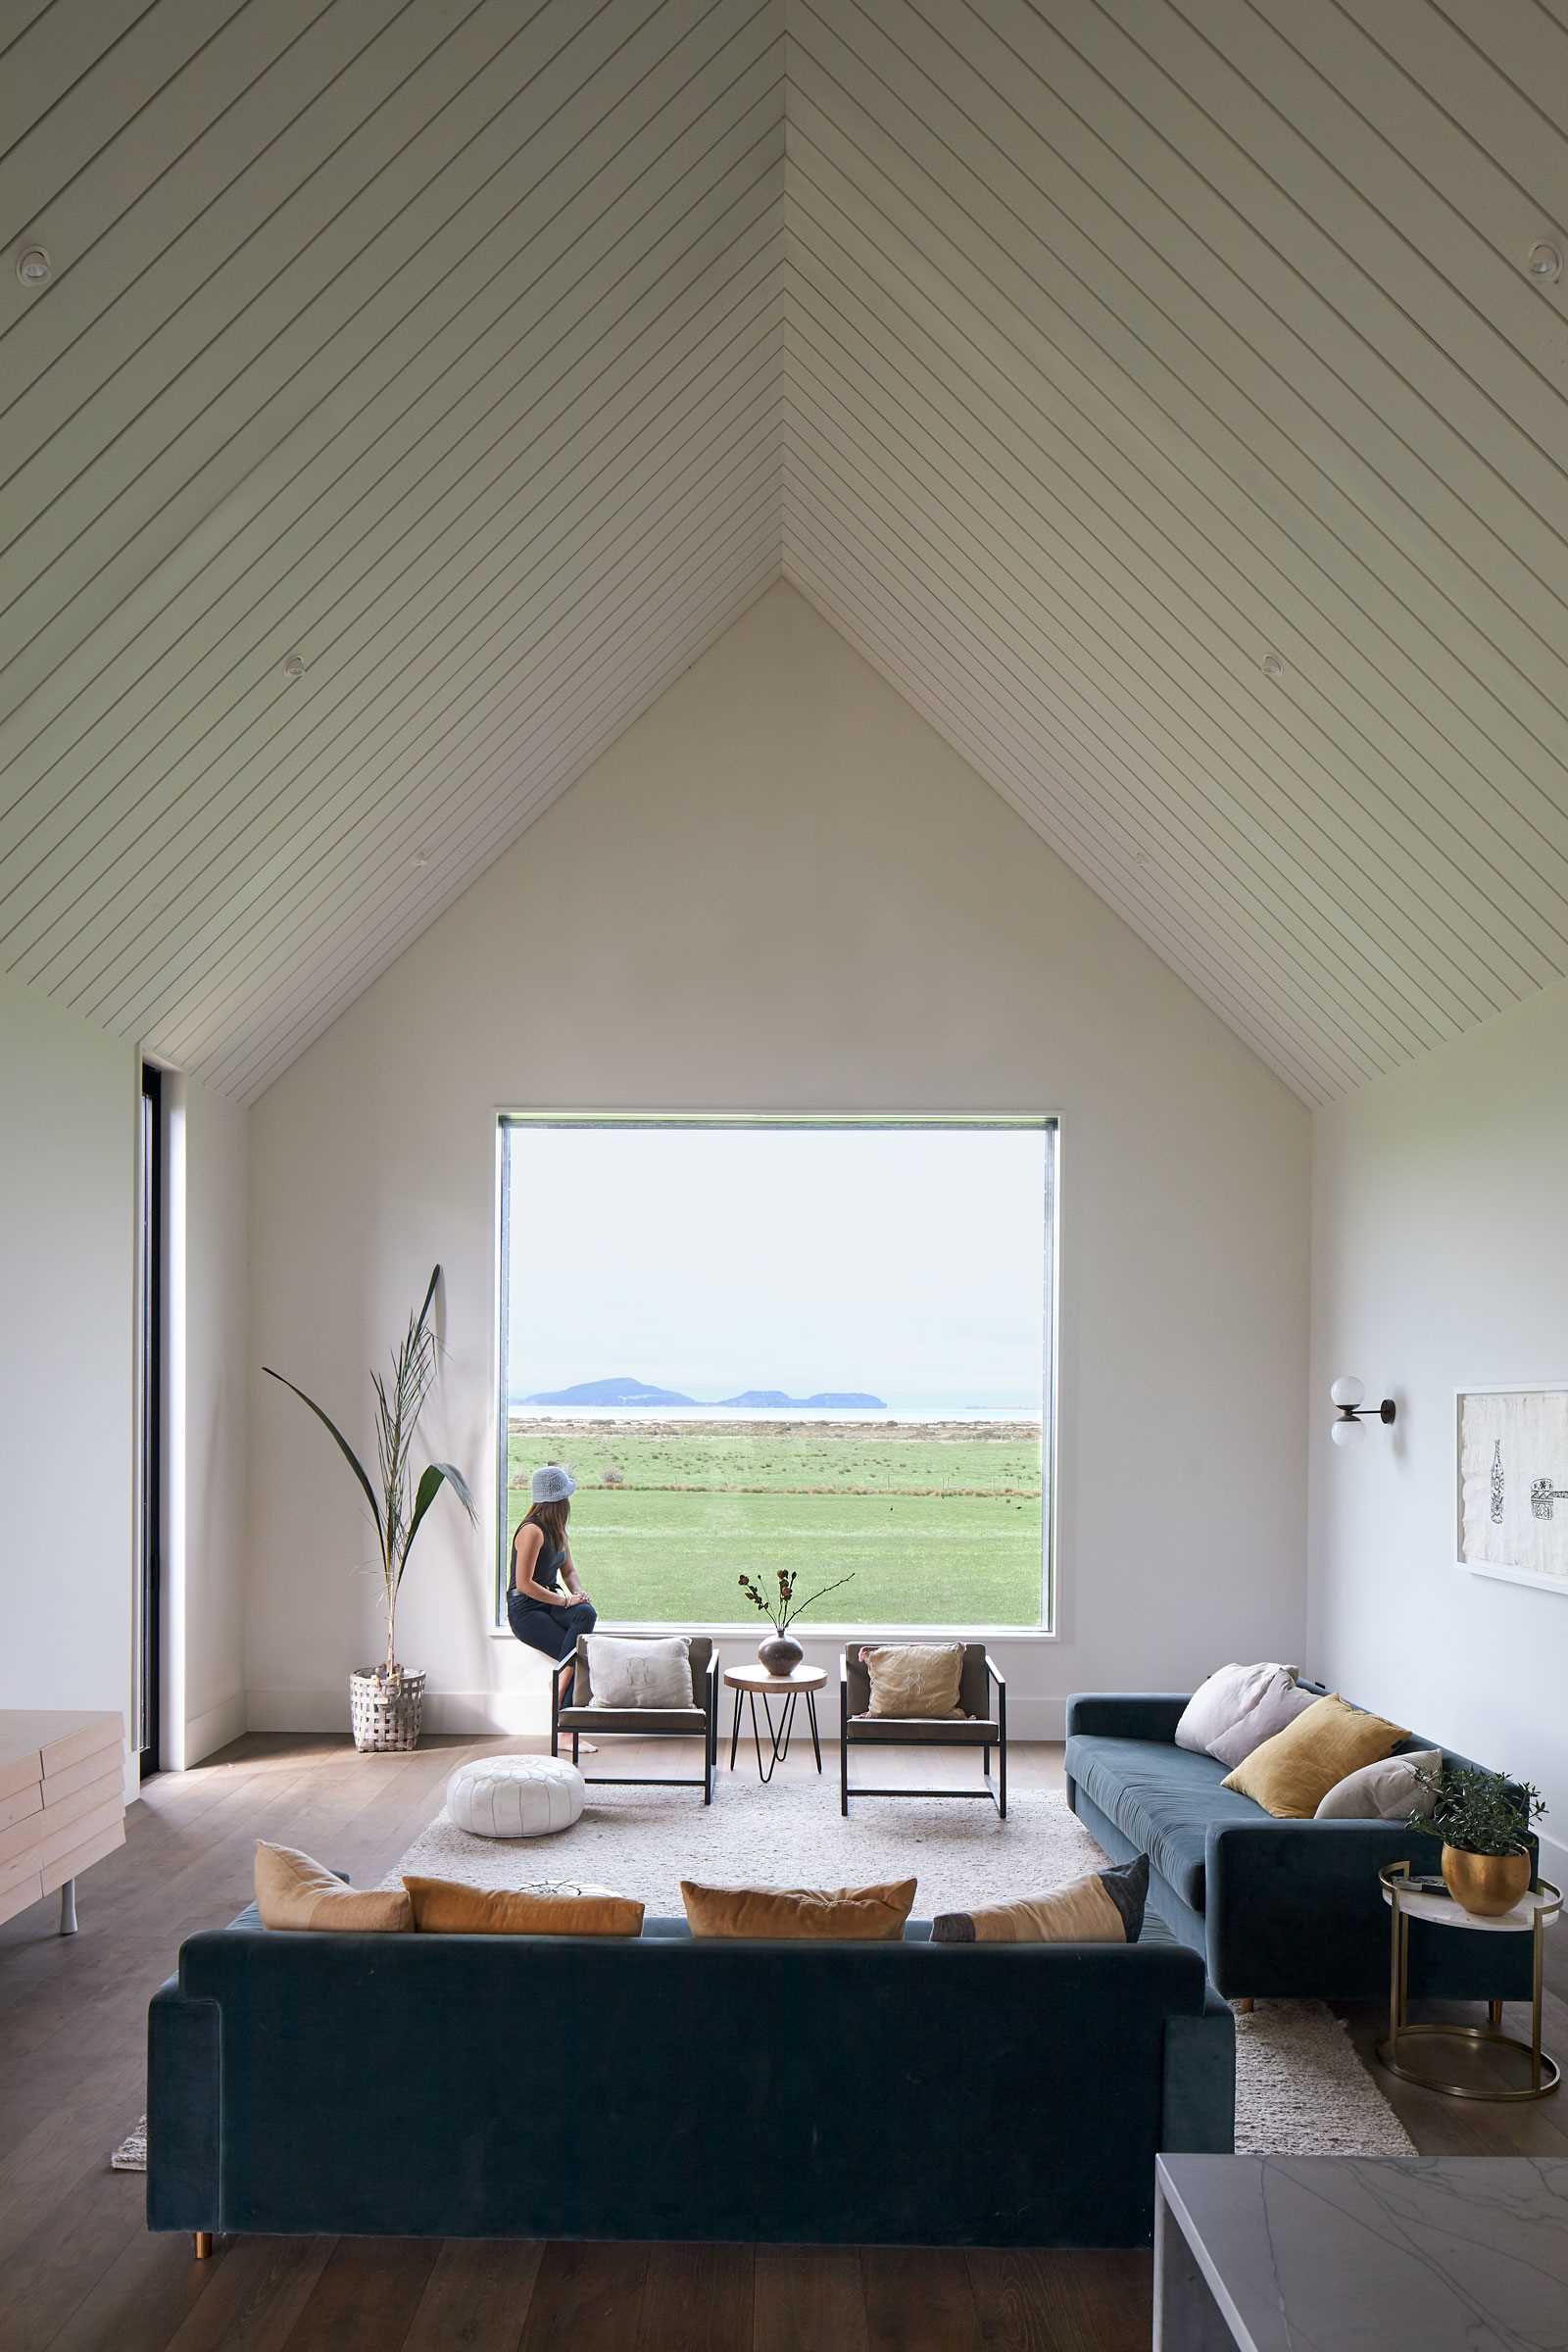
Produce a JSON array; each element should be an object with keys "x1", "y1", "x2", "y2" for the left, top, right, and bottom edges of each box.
[{"x1": 1, "y1": 1732, "x2": 1563, "y2": 2352}]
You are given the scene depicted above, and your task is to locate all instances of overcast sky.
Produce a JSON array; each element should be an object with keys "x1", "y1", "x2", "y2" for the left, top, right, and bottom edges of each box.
[{"x1": 506, "y1": 1123, "x2": 1048, "y2": 1411}]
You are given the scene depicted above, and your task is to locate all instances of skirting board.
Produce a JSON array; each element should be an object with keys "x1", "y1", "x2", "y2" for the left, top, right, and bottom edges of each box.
[
  {"x1": 245, "y1": 1690, "x2": 1070, "y2": 1741},
  {"x1": 182, "y1": 1691, "x2": 246, "y2": 1767}
]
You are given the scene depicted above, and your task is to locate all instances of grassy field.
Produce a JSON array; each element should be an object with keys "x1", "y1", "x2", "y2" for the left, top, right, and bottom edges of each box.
[{"x1": 504, "y1": 1418, "x2": 1045, "y2": 1626}]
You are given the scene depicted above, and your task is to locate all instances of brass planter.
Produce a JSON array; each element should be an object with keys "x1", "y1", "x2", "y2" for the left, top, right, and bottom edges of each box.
[{"x1": 1442, "y1": 1844, "x2": 1532, "y2": 1917}]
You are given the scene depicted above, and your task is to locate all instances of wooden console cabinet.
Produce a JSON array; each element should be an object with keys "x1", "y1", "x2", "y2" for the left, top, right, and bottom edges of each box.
[{"x1": 0, "y1": 1711, "x2": 126, "y2": 1935}]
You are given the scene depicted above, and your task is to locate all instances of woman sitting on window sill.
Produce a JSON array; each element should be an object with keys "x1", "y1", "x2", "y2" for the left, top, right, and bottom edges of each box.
[{"x1": 506, "y1": 1465, "x2": 598, "y2": 1746}]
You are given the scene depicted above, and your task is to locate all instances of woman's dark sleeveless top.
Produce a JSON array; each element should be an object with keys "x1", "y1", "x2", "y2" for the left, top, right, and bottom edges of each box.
[{"x1": 511, "y1": 1529, "x2": 564, "y2": 1597}]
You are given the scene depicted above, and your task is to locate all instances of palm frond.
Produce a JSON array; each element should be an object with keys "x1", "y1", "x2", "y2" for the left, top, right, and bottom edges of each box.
[
  {"x1": 268, "y1": 1266, "x2": 468, "y2": 1677},
  {"x1": 263, "y1": 1368, "x2": 384, "y2": 1545}
]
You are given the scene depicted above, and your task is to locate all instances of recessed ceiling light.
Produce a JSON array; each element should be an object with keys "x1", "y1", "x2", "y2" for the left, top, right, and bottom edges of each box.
[
  {"x1": 1528, "y1": 239, "x2": 1562, "y2": 282},
  {"x1": 281, "y1": 652, "x2": 305, "y2": 682},
  {"x1": 1262, "y1": 652, "x2": 1285, "y2": 681},
  {"x1": 411, "y1": 851, "x2": 430, "y2": 870},
  {"x1": 15, "y1": 245, "x2": 50, "y2": 287}
]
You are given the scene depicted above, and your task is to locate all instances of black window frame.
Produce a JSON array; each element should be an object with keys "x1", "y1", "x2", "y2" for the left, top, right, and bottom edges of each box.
[{"x1": 136, "y1": 1063, "x2": 165, "y2": 1779}]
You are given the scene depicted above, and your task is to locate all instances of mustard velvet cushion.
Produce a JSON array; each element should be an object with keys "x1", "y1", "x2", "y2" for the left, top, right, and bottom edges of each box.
[
  {"x1": 680, "y1": 1878, "x2": 917, "y2": 1940},
  {"x1": 1221, "y1": 1694, "x2": 1410, "y2": 1818},
  {"x1": 255, "y1": 1841, "x2": 413, "y2": 1933},
  {"x1": 403, "y1": 1877, "x2": 644, "y2": 1936},
  {"x1": 932, "y1": 1853, "x2": 1149, "y2": 1945},
  {"x1": 860, "y1": 1643, "x2": 966, "y2": 1719}
]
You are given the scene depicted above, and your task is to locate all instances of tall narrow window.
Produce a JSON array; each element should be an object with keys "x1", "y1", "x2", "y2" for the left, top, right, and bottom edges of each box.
[
  {"x1": 497, "y1": 1117, "x2": 1056, "y2": 1630},
  {"x1": 134, "y1": 1065, "x2": 164, "y2": 1778}
]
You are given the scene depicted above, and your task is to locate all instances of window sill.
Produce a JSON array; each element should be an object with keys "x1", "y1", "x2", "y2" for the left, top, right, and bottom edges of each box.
[{"x1": 488, "y1": 1620, "x2": 1058, "y2": 1642}]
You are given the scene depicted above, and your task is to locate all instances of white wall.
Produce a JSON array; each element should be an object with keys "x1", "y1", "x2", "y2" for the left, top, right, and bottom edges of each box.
[
  {"x1": 168, "y1": 1073, "x2": 250, "y2": 1766},
  {"x1": 0, "y1": 973, "x2": 136, "y2": 1776},
  {"x1": 0, "y1": 973, "x2": 250, "y2": 1783},
  {"x1": 248, "y1": 584, "x2": 1310, "y2": 1738},
  {"x1": 1310, "y1": 976, "x2": 1568, "y2": 1876}
]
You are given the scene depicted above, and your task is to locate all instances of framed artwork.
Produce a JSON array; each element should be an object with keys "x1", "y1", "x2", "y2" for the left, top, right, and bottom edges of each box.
[{"x1": 1457, "y1": 1385, "x2": 1568, "y2": 1593}]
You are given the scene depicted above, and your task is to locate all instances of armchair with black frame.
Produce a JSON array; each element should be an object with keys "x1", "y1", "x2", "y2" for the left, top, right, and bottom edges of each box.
[
  {"x1": 839, "y1": 1642, "x2": 1006, "y2": 1817},
  {"x1": 552, "y1": 1633, "x2": 720, "y2": 1804}
]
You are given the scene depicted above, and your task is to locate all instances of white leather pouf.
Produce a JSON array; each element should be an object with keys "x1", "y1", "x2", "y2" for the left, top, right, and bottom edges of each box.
[{"x1": 446, "y1": 1754, "x2": 585, "y2": 1838}]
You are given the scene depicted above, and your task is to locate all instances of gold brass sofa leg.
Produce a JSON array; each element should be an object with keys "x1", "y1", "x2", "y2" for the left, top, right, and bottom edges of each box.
[
  {"x1": 1235, "y1": 1997, "x2": 1254, "y2": 2014},
  {"x1": 1489, "y1": 1998, "x2": 1504, "y2": 2026},
  {"x1": 193, "y1": 2232, "x2": 213, "y2": 2261}
]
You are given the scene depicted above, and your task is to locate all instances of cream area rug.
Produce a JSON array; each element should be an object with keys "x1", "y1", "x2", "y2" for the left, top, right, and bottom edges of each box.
[{"x1": 385, "y1": 1775, "x2": 1415, "y2": 2160}]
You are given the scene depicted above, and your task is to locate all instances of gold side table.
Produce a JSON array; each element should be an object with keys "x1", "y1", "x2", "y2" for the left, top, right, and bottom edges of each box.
[{"x1": 1378, "y1": 1861, "x2": 1561, "y2": 2101}]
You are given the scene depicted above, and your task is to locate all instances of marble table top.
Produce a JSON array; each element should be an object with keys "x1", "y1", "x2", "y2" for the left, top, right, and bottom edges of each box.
[
  {"x1": 1381, "y1": 1871, "x2": 1561, "y2": 1933},
  {"x1": 1157, "y1": 2154, "x2": 1568, "y2": 2351}
]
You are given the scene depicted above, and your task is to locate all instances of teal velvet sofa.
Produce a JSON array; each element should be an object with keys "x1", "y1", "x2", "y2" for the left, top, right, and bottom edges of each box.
[
  {"x1": 148, "y1": 1897, "x2": 1233, "y2": 2250},
  {"x1": 1065, "y1": 1688, "x2": 1535, "y2": 2004}
]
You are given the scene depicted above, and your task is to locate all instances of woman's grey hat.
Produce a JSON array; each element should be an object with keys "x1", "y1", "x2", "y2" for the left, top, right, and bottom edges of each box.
[{"x1": 531, "y1": 1463, "x2": 576, "y2": 1503}]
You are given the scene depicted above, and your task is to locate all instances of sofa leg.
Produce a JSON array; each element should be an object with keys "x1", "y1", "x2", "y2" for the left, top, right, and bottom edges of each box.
[
  {"x1": 193, "y1": 2233, "x2": 213, "y2": 2261},
  {"x1": 1235, "y1": 1997, "x2": 1254, "y2": 2014},
  {"x1": 1489, "y1": 1998, "x2": 1504, "y2": 2027}
]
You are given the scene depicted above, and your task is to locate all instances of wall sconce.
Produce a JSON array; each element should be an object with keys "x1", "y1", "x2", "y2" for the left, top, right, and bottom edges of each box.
[{"x1": 1330, "y1": 1376, "x2": 1396, "y2": 1447}]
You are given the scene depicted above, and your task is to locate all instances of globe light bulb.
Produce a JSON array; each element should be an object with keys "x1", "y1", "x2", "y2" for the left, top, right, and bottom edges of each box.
[
  {"x1": 1330, "y1": 1417, "x2": 1364, "y2": 1448},
  {"x1": 1330, "y1": 1376, "x2": 1364, "y2": 1410}
]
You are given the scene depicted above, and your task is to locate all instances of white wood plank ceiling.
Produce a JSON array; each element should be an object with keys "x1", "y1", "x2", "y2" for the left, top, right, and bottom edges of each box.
[{"x1": 3, "y1": 0, "x2": 1566, "y2": 1105}]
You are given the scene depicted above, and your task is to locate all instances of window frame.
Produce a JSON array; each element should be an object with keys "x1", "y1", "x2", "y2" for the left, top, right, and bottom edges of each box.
[{"x1": 492, "y1": 1112, "x2": 1059, "y2": 1638}]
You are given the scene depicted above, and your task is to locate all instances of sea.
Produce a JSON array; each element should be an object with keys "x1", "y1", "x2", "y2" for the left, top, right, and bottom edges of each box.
[{"x1": 509, "y1": 1399, "x2": 1042, "y2": 1427}]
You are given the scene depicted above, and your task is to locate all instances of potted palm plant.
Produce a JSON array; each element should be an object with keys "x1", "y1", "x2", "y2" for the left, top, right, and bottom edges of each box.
[
  {"x1": 1408, "y1": 1762, "x2": 1546, "y2": 1917},
  {"x1": 265, "y1": 1265, "x2": 475, "y2": 1751}
]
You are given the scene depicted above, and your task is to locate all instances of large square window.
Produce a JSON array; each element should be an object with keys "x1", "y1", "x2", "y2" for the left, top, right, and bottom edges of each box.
[{"x1": 497, "y1": 1118, "x2": 1055, "y2": 1630}]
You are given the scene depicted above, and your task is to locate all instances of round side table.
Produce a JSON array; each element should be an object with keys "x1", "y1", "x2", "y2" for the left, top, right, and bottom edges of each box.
[
  {"x1": 1378, "y1": 1860, "x2": 1561, "y2": 2101},
  {"x1": 724, "y1": 1664, "x2": 827, "y2": 1784}
]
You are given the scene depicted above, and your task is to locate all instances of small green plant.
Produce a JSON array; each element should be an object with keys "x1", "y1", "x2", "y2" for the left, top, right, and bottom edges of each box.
[
  {"x1": 1409, "y1": 1762, "x2": 1546, "y2": 1856},
  {"x1": 265, "y1": 1265, "x2": 475, "y2": 1681},
  {"x1": 737, "y1": 1565, "x2": 856, "y2": 1633}
]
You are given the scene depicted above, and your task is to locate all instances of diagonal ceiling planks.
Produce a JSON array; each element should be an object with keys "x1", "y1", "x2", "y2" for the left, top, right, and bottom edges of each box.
[
  {"x1": 0, "y1": 0, "x2": 788, "y2": 1099},
  {"x1": 2, "y1": 0, "x2": 1566, "y2": 1104}
]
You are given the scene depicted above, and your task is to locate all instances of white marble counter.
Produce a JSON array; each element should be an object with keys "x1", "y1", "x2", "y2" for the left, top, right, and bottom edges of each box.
[{"x1": 1155, "y1": 2154, "x2": 1568, "y2": 2351}]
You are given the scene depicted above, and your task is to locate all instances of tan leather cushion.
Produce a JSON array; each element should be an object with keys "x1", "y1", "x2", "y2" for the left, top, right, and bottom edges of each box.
[
  {"x1": 403, "y1": 1876, "x2": 644, "y2": 1936},
  {"x1": 1222, "y1": 1693, "x2": 1409, "y2": 1819},
  {"x1": 680, "y1": 1878, "x2": 917, "y2": 1941},
  {"x1": 860, "y1": 1643, "x2": 966, "y2": 1720},
  {"x1": 255, "y1": 1840, "x2": 412, "y2": 1933}
]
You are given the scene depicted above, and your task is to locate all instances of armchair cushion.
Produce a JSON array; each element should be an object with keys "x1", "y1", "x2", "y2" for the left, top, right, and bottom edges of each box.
[
  {"x1": 858, "y1": 1642, "x2": 966, "y2": 1719},
  {"x1": 846, "y1": 1715, "x2": 999, "y2": 1745},
  {"x1": 583, "y1": 1633, "x2": 692, "y2": 1711},
  {"x1": 558, "y1": 1706, "x2": 707, "y2": 1735},
  {"x1": 843, "y1": 1642, "x2": 990, "y2": 1720},
  {"x1": 573, "y1": 1633, "x2": 713, "y2": 1710}
]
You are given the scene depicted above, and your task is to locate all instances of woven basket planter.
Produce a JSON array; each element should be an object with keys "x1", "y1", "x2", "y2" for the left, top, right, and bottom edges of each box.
[{"x1": 349, "y1": 1668, "x2": 426, "y2": 1752}]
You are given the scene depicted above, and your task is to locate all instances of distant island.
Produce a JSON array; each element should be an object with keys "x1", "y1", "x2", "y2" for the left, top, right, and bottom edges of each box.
[
  {"x1": 720, "y1": 1389, "x2": 888, "y2": 1409},
  {"x1": 523, "y1": 1376, "x2": 887, "y2": 1409}
]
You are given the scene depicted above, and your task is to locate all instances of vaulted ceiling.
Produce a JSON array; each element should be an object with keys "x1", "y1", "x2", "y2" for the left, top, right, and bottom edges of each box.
[{"x1": 3, "y1": 0, "x2": 1566, "y2": 1104}]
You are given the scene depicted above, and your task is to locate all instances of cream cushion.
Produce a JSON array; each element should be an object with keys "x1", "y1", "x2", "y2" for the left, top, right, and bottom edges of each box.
[
  {"x1": 255, "y1": 1840, "x2": 412, "y2": 1932},
  {"x1": 445, "y1": 1754, "x2": 585, "y2": 1838},
  {"x1": 1205, "y1": 1669, "x2": 1316, "y2": 1768},
  {"x1": 1174, "y1": 1663, "x2": 1295, "y2": 1754},
  {"x1": 1315, "y1": 1747, "x2": 1442, "y2": 1821},
  {"x1": 584, "y1": 1632, "x2": 693, "y2": 1711},
  {"x1": 859, "y1": 1642, "x2": 966, "y2": 1720}
]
